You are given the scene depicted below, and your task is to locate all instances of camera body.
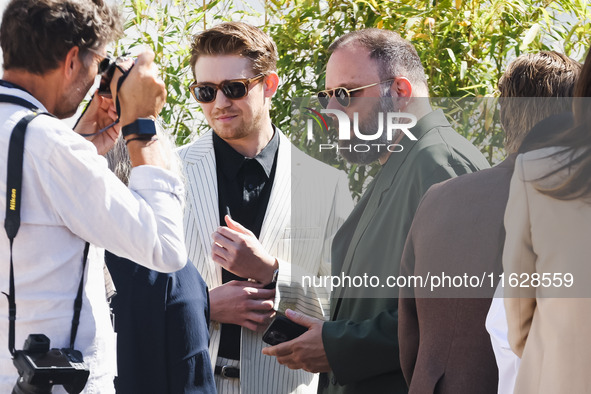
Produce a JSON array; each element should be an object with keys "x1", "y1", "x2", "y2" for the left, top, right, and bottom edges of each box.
[
  {"x1": 12, "y1": 334, "x2": 89, "y2": 394},
  {"x1": 97, "y1": 57, "x2": 133, "y2": 99},
  {"x1": 97, "y1": 58, "x2": 119, "y2": 98}
]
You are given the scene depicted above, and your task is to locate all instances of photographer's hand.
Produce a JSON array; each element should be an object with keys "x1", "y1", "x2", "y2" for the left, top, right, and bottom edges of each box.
[
  {"x1": 111, "y1": 51, "x2": 166, "y2": 128},
  {"x1": 209, "y1": 281, "x2": 276, "y2": 332},
  {"x1": 262, "y1": 309, "x2": 331, "y2": 373},
  {"x1": 110, "y1": 51, "x2": 168, "y2": 168},
  {"x1": 74, "y1": 94, "x2": 119, "y2": 155}
]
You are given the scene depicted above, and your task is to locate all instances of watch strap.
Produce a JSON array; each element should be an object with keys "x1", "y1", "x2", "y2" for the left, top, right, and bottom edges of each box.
[{"x1": 121, "y1": 118, "x2": 157, "y2": 137}]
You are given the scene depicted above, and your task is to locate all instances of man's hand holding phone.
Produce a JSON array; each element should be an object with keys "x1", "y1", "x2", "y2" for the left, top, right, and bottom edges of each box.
[
  {"x1": 262, "y1": 309, "x2": 331, "y2": 373},
  {"x1": 262, "y1": 312, "x2": 307, "y2": 346}
]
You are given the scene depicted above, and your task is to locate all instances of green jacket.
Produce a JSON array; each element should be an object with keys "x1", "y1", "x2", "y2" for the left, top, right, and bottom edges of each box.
[{"x1": 320, "y1": 109, "x2": 490, "y2": 394}]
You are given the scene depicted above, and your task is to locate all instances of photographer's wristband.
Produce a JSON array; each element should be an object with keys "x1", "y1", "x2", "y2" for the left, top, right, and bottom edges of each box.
[
  {"x1": 125, "y1": 135, "x2": 158, "y2": 145},
  {"x1": 121, "y1": 118, "x2": 157, "y2": 138}
]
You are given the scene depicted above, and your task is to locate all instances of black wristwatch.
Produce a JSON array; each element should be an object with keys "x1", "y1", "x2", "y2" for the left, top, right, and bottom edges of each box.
[{"x1": 121, "y1": 118, "x2": 157, "y2": 137}]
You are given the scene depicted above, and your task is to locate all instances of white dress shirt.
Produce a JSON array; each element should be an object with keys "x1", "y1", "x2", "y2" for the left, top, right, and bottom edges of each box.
[
  {"x1": 486, "y1": 283, "x2": 521, "y2": 394},
  {"x1": 0, "y1": 86, "x2": 187, "y2": 393}
]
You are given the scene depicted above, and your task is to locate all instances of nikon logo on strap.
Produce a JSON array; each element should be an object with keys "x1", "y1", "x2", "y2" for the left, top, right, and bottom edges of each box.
[{"x1": 9, "y1": 189, "x2": 16, "y2": 211}]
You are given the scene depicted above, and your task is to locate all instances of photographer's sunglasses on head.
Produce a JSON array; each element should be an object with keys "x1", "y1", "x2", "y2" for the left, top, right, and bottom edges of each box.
[{"x1": 189, "y1": 74, "x2": 265, "y2": 103}]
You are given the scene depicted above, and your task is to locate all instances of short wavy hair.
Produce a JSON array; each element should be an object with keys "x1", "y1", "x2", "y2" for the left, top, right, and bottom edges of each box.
[
  {"x1": 1, "y1": 0, "x2": 122, "y2": 74},
  {"x1": 189, "y1": 21, "x2": 277, "y2": 79},
  {"x1": 498, "y1": 51, "x2": 581, "y2": 154}
]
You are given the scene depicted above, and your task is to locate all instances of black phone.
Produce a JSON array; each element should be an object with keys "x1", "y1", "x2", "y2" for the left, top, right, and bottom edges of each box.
[{"x1": 262, "y1": 313, "x2": 307, "y2": 346}]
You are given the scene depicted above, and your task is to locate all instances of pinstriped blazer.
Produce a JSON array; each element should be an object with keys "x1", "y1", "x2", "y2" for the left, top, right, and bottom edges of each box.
[{"x1": 178, "y1": 129, "x2": 353, "y2": 394}]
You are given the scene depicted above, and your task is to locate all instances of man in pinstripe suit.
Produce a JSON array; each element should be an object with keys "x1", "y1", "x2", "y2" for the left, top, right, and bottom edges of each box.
[{"x1": 178, "y1": 22, "x2": 353, "y2": 394}]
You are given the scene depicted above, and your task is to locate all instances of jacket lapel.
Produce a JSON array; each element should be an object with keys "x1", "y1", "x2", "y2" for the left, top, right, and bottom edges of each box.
[
  {"x1": 183, "y1": 131, "x2": 222, "y2": 287},
  {"x1": 259, "y1": 131, "x2": 293, "y2": 255},
  {"x1": 330, "y1": 119, "x2": 433, "y2": 312}
]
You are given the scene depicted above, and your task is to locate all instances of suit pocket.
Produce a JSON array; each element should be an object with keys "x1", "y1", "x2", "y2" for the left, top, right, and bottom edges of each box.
[
  {"x1": 433, "y1": 372, "x2": 445, "y2": 394},
  {"x1": 169, "y1": 350, "x2": 215, "y2": 394},
  {"x1": 280, "y1": 227, "x2": 323, "y2": 270},
  {"x1": 276, "y1": 227, "x2": 327, "y2": 317},
  {"x1": 282, "y1": 227, "x2": 322, "y2": 239}
]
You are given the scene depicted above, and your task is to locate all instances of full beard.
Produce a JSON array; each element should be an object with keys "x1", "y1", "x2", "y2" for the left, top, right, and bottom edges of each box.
[{"x1": 338, "y1": 98, "x2": 397, "y2": 165}]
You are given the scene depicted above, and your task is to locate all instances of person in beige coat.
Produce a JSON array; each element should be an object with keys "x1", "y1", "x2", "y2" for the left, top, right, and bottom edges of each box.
[{"x1": 503, "y1": 47, "x2": 591, "y2": 394}]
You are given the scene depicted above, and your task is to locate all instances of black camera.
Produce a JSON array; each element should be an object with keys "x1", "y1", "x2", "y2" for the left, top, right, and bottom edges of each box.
[
  {"x1": 97, "y1": 57, "x2": 119, "y2": 98},
  {"x1": 97, "y1": 56, "x2": 133, "y2": 99},
  {"x1": 12, "y1": 334, "x2": 89, "y2": 394}
]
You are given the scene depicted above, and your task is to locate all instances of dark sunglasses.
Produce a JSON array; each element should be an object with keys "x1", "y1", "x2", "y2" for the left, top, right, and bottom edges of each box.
[
  {"x1": 189, "y1": 74, "x2": 265, "y2": 103},
  {"x1": 317, "y1": 78, "x2": 396, "y2": 108}
]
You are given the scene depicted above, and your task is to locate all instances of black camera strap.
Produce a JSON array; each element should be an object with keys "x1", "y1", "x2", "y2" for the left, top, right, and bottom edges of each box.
[
  {"x1": 0, "y1": 94, "x2": 89, "y2": 354},
  {"x1": 70, "y1": 242, "x2": 89, "y2": 349},
  {"x1": 76, "y1": 63, "x2": 132, "y2": 138}
]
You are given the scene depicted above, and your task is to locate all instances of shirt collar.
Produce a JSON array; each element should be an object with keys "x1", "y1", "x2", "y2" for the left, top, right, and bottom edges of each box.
[
  {"x1": 213, "y1": 124, "x2": 280, "y2": 179},
  {"x1": 381, "y1": 109, "x2": 451, "y2": 172},
  {"x1": 0, "y1": 82, "x2": 47, "y2": 112},
  {"x1": 409, "y1": 109, "x2": 450, "y2": 141},
  {"x1": 254, "y1": 126, "x2": 279, "y2": 176},
  {"x1": 0, "y1": 80, "x2": 33, "y2": 96}
]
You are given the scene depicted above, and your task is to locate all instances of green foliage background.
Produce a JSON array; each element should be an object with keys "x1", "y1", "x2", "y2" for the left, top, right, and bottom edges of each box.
[{"x1": 118, "y1": 0, "x2": 590, "y2": 198}]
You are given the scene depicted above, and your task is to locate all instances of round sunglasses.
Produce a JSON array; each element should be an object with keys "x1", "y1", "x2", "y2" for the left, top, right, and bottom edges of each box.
[
  {"x1": 189, "y1": 74, "x2": 265, "y2": 103},
  {"x1": 316, "y1": 78, "x2": 396, "y2": 108}
]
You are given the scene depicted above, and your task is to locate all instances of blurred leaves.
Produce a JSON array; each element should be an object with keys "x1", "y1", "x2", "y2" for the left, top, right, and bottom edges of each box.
[{"x1": 120, "y1": 0, "x2": 591, "y2": 198}]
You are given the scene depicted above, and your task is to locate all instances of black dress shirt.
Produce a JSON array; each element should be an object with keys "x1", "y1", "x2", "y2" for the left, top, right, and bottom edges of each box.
[{"x1": 213, "y1": 128, "x2": 279, "y2": 361}]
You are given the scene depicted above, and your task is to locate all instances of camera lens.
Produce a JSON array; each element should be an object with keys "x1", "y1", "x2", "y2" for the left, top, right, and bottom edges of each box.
[
  {"x1": 97, "y1": 61, "x2": 117, "y2": 98},
  {"x1": 12, "y1": 378, "x2": 52, "y2": 394}
]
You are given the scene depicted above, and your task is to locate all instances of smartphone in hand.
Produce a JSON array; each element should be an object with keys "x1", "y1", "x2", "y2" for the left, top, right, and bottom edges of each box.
[{"x1": 262, "y1": 313, "x2": 307, "y2": 346}]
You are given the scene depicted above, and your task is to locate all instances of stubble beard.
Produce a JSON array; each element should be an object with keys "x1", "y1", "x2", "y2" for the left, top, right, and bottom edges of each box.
[
  {"x1": 55, "y1": 72, "x2": 94, "y2": 119},
  {"x1": 212, "y1": 105, "x2": 266, "y2": 143}
]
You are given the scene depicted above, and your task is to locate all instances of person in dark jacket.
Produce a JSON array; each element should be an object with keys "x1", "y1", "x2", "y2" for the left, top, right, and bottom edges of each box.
[{"x1": 105, "y1": 132, "x2": 215, "y2": 394}]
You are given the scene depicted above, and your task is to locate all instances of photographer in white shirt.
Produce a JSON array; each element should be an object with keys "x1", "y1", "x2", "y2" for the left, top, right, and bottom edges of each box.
[{"x1": 0, "y1": 0, "x2": 187, "y2": 392}]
